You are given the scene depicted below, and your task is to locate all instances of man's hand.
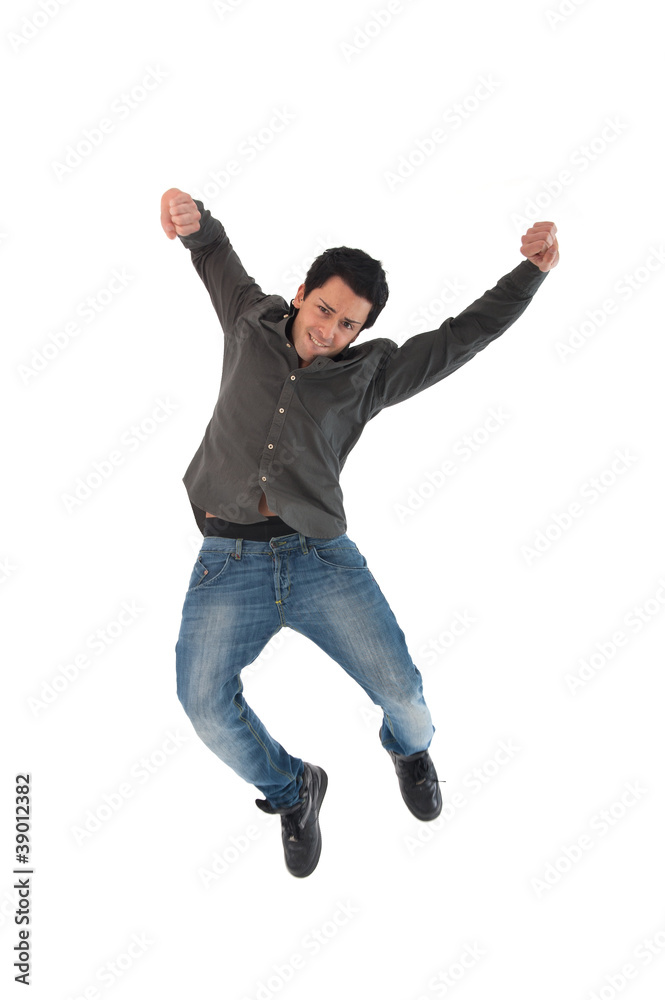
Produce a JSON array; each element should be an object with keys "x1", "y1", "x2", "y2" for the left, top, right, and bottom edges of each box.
[
  {"x1": 520, "y1": 221, "x2": 559, "y2": 272},
  {"x1": 160, "y1": 188, "x2": 201, "y2": 240}
]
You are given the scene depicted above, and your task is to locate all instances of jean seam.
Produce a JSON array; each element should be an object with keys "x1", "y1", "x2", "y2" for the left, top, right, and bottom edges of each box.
[
  {"x1": 382, "y1": 713, "x2": 399, "y2": 749},
  {"x1": 233, "y1": 677, "x2": 298, "y2": 785}
]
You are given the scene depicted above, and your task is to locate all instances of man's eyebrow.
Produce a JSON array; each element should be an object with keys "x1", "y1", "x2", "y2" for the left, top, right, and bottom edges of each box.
[{"x1": 318, "y1": 297, "x2": 362, "y2": 326}]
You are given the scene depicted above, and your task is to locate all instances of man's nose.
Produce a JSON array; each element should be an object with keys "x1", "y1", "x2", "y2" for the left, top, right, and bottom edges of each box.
[{"x1": 315, "y1": 319, "x2": 335, "y2": 344}]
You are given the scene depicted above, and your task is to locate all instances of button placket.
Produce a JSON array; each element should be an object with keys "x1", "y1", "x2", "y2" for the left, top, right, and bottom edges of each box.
[{"x1": 258, "y1": 374, "x2": 296, "y2": 489}]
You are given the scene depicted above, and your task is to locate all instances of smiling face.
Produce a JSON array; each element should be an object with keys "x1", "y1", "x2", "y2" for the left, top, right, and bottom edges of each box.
[{"x1": 290, "y1": 276, "x2": 373, "y2": 367}]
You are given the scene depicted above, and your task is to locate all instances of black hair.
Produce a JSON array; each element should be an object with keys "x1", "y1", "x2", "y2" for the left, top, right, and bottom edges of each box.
[{"x1": 302, "y1": 246, "x2": 389, "y2": 332}]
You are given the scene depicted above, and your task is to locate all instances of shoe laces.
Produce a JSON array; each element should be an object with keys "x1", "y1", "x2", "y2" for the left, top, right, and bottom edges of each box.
[
  {"x1": 412, "y1": 756, "x2": 432, "y2": 785},
  {"x1": 410, "y1": 756, "x2": 445, "y2": 786},
  {"x1": 282, "y1": 785, "x2": 309, "y2": 842},
  {"x1": 283, "y1": 810, "x2": 302, "y2": 842}
]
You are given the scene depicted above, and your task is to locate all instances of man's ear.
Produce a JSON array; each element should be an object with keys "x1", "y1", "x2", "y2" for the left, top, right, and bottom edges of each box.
[{"x1": 294, "y1": 282, "x2": 306, "y2": 308}]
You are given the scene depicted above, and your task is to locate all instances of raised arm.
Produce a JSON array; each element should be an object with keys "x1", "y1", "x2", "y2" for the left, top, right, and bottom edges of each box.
[
  {"x1": 160, "y1": 188, "x2": 267, "y2": 336},
  {"x1": 370, "y1": 222, "x2": 559, "y2": 411}
]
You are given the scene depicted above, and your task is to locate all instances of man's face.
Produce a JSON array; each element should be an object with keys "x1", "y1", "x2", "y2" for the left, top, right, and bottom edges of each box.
[{"x1": 290, "y1": 276, "x2": 373, "y2": 367}]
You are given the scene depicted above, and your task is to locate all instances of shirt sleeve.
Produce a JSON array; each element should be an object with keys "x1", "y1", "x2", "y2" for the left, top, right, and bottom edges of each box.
[
  {"x1": 178, "y1": 199, "x2": 269, "y2": 336},
  {"x1": 370, "y1": 258, "x2": 550, "y2": 411}
]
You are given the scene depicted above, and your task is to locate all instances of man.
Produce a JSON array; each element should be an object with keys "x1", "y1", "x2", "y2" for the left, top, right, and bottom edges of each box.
[{"x1": 162, "y1": 187, "x2": 559, "y2": 878}]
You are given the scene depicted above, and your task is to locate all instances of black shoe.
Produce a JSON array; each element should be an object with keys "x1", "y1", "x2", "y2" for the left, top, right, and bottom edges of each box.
[
  {"x1": 388, "y1": 748, "x2": 443, "y2": 821},
  {"x1": 255, "y1": 762, "x2": 328, "y2": 878}
]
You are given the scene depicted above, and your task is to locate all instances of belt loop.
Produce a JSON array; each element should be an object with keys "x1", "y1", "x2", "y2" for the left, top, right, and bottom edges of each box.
[
  {"x1": 299, "y1": 533, "x2": 308, "y2": 555},
  {"x1": 235, "y1": 538, "x2": 243, "y2": 560}
]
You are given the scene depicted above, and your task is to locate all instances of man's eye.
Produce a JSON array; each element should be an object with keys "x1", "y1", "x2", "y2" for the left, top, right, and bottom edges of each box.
[{"x1": 318, "y1": 305, "x2": 352, "y2": 331}]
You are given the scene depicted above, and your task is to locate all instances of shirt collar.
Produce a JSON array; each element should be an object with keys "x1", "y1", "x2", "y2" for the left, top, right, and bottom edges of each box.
[{"x1": 285, "y1": 298, "x2": 297, "y2": 338}]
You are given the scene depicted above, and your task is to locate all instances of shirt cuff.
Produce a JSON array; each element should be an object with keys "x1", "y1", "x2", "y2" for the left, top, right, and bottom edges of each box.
[{"x1": 505, "y1": 257, "x2": 551, "y2": 295}]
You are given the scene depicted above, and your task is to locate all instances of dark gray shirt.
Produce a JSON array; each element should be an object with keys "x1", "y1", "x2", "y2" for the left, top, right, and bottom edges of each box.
[{"x1": 179, "y1": 200, "x2": 550, "y2": 538}]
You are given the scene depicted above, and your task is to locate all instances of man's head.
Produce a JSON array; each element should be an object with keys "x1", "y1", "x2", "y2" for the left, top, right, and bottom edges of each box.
[{"x1": 290, "y1": 246, "x2": 389, "y2": 367}]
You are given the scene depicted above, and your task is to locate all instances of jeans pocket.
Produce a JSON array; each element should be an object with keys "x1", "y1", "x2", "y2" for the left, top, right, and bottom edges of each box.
[
  {"x1": 187, "y1": 551, "x2": 233, "y2": 591},
  {"x1": 311, "y1": 543, "x2": 368, "y2": 570}
]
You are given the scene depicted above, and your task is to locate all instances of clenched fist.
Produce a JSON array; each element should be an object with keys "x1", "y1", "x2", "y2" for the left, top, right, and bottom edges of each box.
[
  {"x1": 520, "y1": 221, "x2": 559, "y2": 272},
  {"x1": 160, "y1": 188, "x2": 201, "y2": 240}
]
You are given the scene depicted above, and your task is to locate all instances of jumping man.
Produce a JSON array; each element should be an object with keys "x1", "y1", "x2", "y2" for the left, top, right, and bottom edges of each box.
[{"x1": 162, "y1": 187, "x2": 559, "y2": 878}]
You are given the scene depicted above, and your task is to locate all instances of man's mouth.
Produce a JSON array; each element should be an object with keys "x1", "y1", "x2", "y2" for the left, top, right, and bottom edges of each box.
[{"x1": 309, "y1": 332, "x2": 328, "y2": 349}]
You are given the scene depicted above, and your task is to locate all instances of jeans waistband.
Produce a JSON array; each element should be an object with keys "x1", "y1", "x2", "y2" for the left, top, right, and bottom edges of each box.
[{"x1": 200, "y1": 532, "x2": 349, "y2": 558}]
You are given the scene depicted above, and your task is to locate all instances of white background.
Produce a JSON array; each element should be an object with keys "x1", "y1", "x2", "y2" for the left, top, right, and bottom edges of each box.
[{"x1": 2, "y1": 0, "x2": 664, "y2": 998}]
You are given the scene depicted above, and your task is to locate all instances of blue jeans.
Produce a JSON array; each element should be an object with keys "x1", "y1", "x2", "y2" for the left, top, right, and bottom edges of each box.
[{"x1": 175, "y1": 532, "x2": 434, "y2": 809}]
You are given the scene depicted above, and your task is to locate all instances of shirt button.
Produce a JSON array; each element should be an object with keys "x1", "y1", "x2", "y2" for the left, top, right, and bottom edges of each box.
[
  {"x1": 290, "y1": 375, "x2": 296, "y2": 381},
  {"x1": 268, "y1": 443, "x2": 274, "y2": 449},
  {"x1": 279, "y1": 408, "x2": 284, "y2": 413},
  {"x1": 286, "y1": 342, "x2": 291, "y2": 348},
  {"x1": 283, "y1": 313, "x2": 288, "y2": 318},
  {"x1": 261, "y1": 476, "x2": 267, "y2": 482}
]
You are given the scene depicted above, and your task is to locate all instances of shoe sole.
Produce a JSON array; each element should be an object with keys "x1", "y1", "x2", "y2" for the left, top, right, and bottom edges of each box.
[{"x1": 289, "y1": 768, "x2": 328, "y2": 879}]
